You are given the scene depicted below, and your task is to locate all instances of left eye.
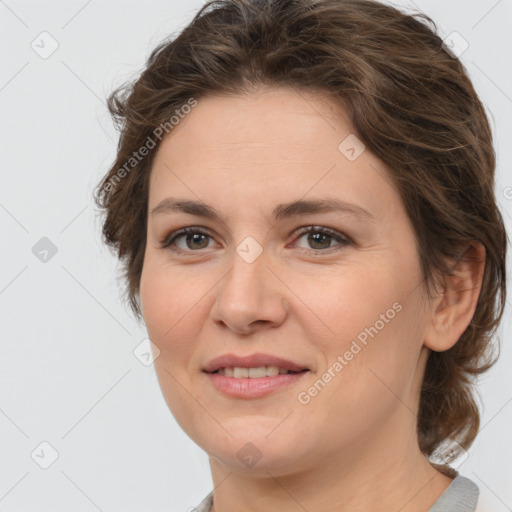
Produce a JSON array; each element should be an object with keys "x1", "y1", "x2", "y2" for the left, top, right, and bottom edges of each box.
[
  {"x1": 293, "y1": 226, "x2": 350, "y2": 251},
  {"x1": 160, "y1": 226, "x2": 350, "y2": 253}
]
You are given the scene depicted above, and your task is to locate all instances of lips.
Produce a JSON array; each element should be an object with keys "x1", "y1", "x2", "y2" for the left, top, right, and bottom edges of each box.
[{"x1": 203, "y1": 352, "x2": 309, "y2": 374}]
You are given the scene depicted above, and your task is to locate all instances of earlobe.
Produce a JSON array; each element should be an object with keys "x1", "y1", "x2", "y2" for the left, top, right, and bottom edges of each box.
[{"x1": 424, "y1": 242, "x2": 486, "y2": 352}]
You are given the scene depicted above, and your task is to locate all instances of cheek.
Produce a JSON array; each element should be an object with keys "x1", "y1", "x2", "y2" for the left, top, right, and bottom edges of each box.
[
  {"x1": 296, "y1": 295, "x2": 423, "y2": 448},
  {"x1": 139, "y1": 257, "x2": 202, "y2": 357},
  {"x1": 140, "y1": 259, "x2": 207, "y2": 434},
  {"x1": 310, "y1": 258, "x2": 406, "y2": 343},
  {"x1": 308, "y1": 253, "x2": 425, "y2": 393}
]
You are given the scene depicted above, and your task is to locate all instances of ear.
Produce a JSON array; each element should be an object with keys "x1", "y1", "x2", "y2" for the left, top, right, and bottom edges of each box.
[{"x1": 423, "y1": 242, "x2": 486, "y2": 352}]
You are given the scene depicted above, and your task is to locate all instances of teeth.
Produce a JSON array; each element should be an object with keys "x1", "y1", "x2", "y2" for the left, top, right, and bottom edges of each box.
[
  {"x1": 216, "y1": 366, "x2": 294, "y2": 378},
  {"x1": 249, "y1": 367, "x2": 267, "y2": 378},
  {"x1": 233, "y1": 367, "x2": 249, "y2": 378}
]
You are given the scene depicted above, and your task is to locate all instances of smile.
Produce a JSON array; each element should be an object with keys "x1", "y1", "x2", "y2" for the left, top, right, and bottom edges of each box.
[{"x1": 213, "y1": 366, "x2": 303, "y2": 377}]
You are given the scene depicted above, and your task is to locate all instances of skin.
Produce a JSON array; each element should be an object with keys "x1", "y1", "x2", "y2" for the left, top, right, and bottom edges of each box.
[{"x1": 139, "y1": 86, "x2": 485, "y2": 512}]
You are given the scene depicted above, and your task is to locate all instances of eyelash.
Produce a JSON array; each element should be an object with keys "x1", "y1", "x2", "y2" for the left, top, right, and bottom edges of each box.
[{"x1": 159, "y1": 226, "x2": 352, "y2": 255}]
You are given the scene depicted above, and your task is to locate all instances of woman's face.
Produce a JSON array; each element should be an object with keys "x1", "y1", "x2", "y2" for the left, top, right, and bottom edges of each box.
[{"x1": 140, "y1": 87, "x2": 434, "y2": 475}]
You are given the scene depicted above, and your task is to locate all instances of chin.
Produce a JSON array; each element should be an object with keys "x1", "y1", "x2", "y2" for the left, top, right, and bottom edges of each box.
[{"x1": 198, "y1": 423, "x2": 313, "y2": 475}]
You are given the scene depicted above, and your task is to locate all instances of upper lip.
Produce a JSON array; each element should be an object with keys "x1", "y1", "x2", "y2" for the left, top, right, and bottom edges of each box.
[{"x1": 203, "y1": 353, "x2": 309, "y2": 373}]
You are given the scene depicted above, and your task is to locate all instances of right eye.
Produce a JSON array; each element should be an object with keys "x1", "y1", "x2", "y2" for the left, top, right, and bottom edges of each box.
[{"x1": 160, "y1": 227, "x2": 216, "y2": 253}]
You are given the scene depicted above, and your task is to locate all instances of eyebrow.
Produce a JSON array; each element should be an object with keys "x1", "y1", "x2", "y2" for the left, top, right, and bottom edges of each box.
[{"x1": 150, "y1": 197, "x2": 375, "y2": 223}]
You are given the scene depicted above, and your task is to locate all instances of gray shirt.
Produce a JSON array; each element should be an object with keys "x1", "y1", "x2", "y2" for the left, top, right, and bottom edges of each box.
[{"x1": 192, "y1": 475, "x2": 479, "y2": 512}]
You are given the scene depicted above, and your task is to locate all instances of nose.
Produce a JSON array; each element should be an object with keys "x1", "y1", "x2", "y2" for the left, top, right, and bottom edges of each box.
[{"x1": 210, "y1": 245, "x2": 289, "y2": 335}]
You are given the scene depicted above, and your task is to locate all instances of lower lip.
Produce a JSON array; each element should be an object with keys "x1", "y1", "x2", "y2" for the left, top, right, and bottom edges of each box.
[{"x1": 204, "y1": 371, "x2": 309, "y2": 399}]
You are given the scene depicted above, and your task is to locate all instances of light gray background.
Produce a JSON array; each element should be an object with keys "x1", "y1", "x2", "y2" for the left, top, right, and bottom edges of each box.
[{"x1": 0, "y1": 1, "x2": 511, "y2": 511}]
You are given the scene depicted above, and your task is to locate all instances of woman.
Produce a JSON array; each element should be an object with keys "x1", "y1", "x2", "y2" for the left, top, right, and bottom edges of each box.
[{"x1": 94, "y1": 0, "x2": 507, "y2": 510}]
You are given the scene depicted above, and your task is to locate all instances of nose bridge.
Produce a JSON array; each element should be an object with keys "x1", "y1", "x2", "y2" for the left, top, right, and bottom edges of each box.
[
  {"x1": 211, "y1": 234, "x2": 288, "y2": 332},
  {"x1": 223, "y1": 235, "x2": 269, "y2": 307}
]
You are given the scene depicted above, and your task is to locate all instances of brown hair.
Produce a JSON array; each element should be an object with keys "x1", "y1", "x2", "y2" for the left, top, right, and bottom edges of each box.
[{"x1": 94, "y1": 0, "x2": 507, "y2": 464}]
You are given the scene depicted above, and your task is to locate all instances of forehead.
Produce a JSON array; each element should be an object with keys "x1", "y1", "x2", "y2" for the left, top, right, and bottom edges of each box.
[
  {"x1": 149, "y1": 87, "x2": 402, "y2": 222},
  {"x1": 160, "y1": 87, "x2": 352, "y2": 153}
]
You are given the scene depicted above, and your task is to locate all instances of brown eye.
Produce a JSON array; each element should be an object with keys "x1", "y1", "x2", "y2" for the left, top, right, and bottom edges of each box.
[
  {"x1": 293, "y1": 226, "x2": 351, "y2": 252},
  {"x1": 160, "y1": 225, "x2": 351, "y2": 255},
  {"x1": 161, "y1": 227, "x2": 214, "y2": 252},
  {"x1": 182, "y1": 232, "x2": 210, "y2": 250},
  {"x1": 306, "y1": 231, "x2": 332, "y2": 250}
]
